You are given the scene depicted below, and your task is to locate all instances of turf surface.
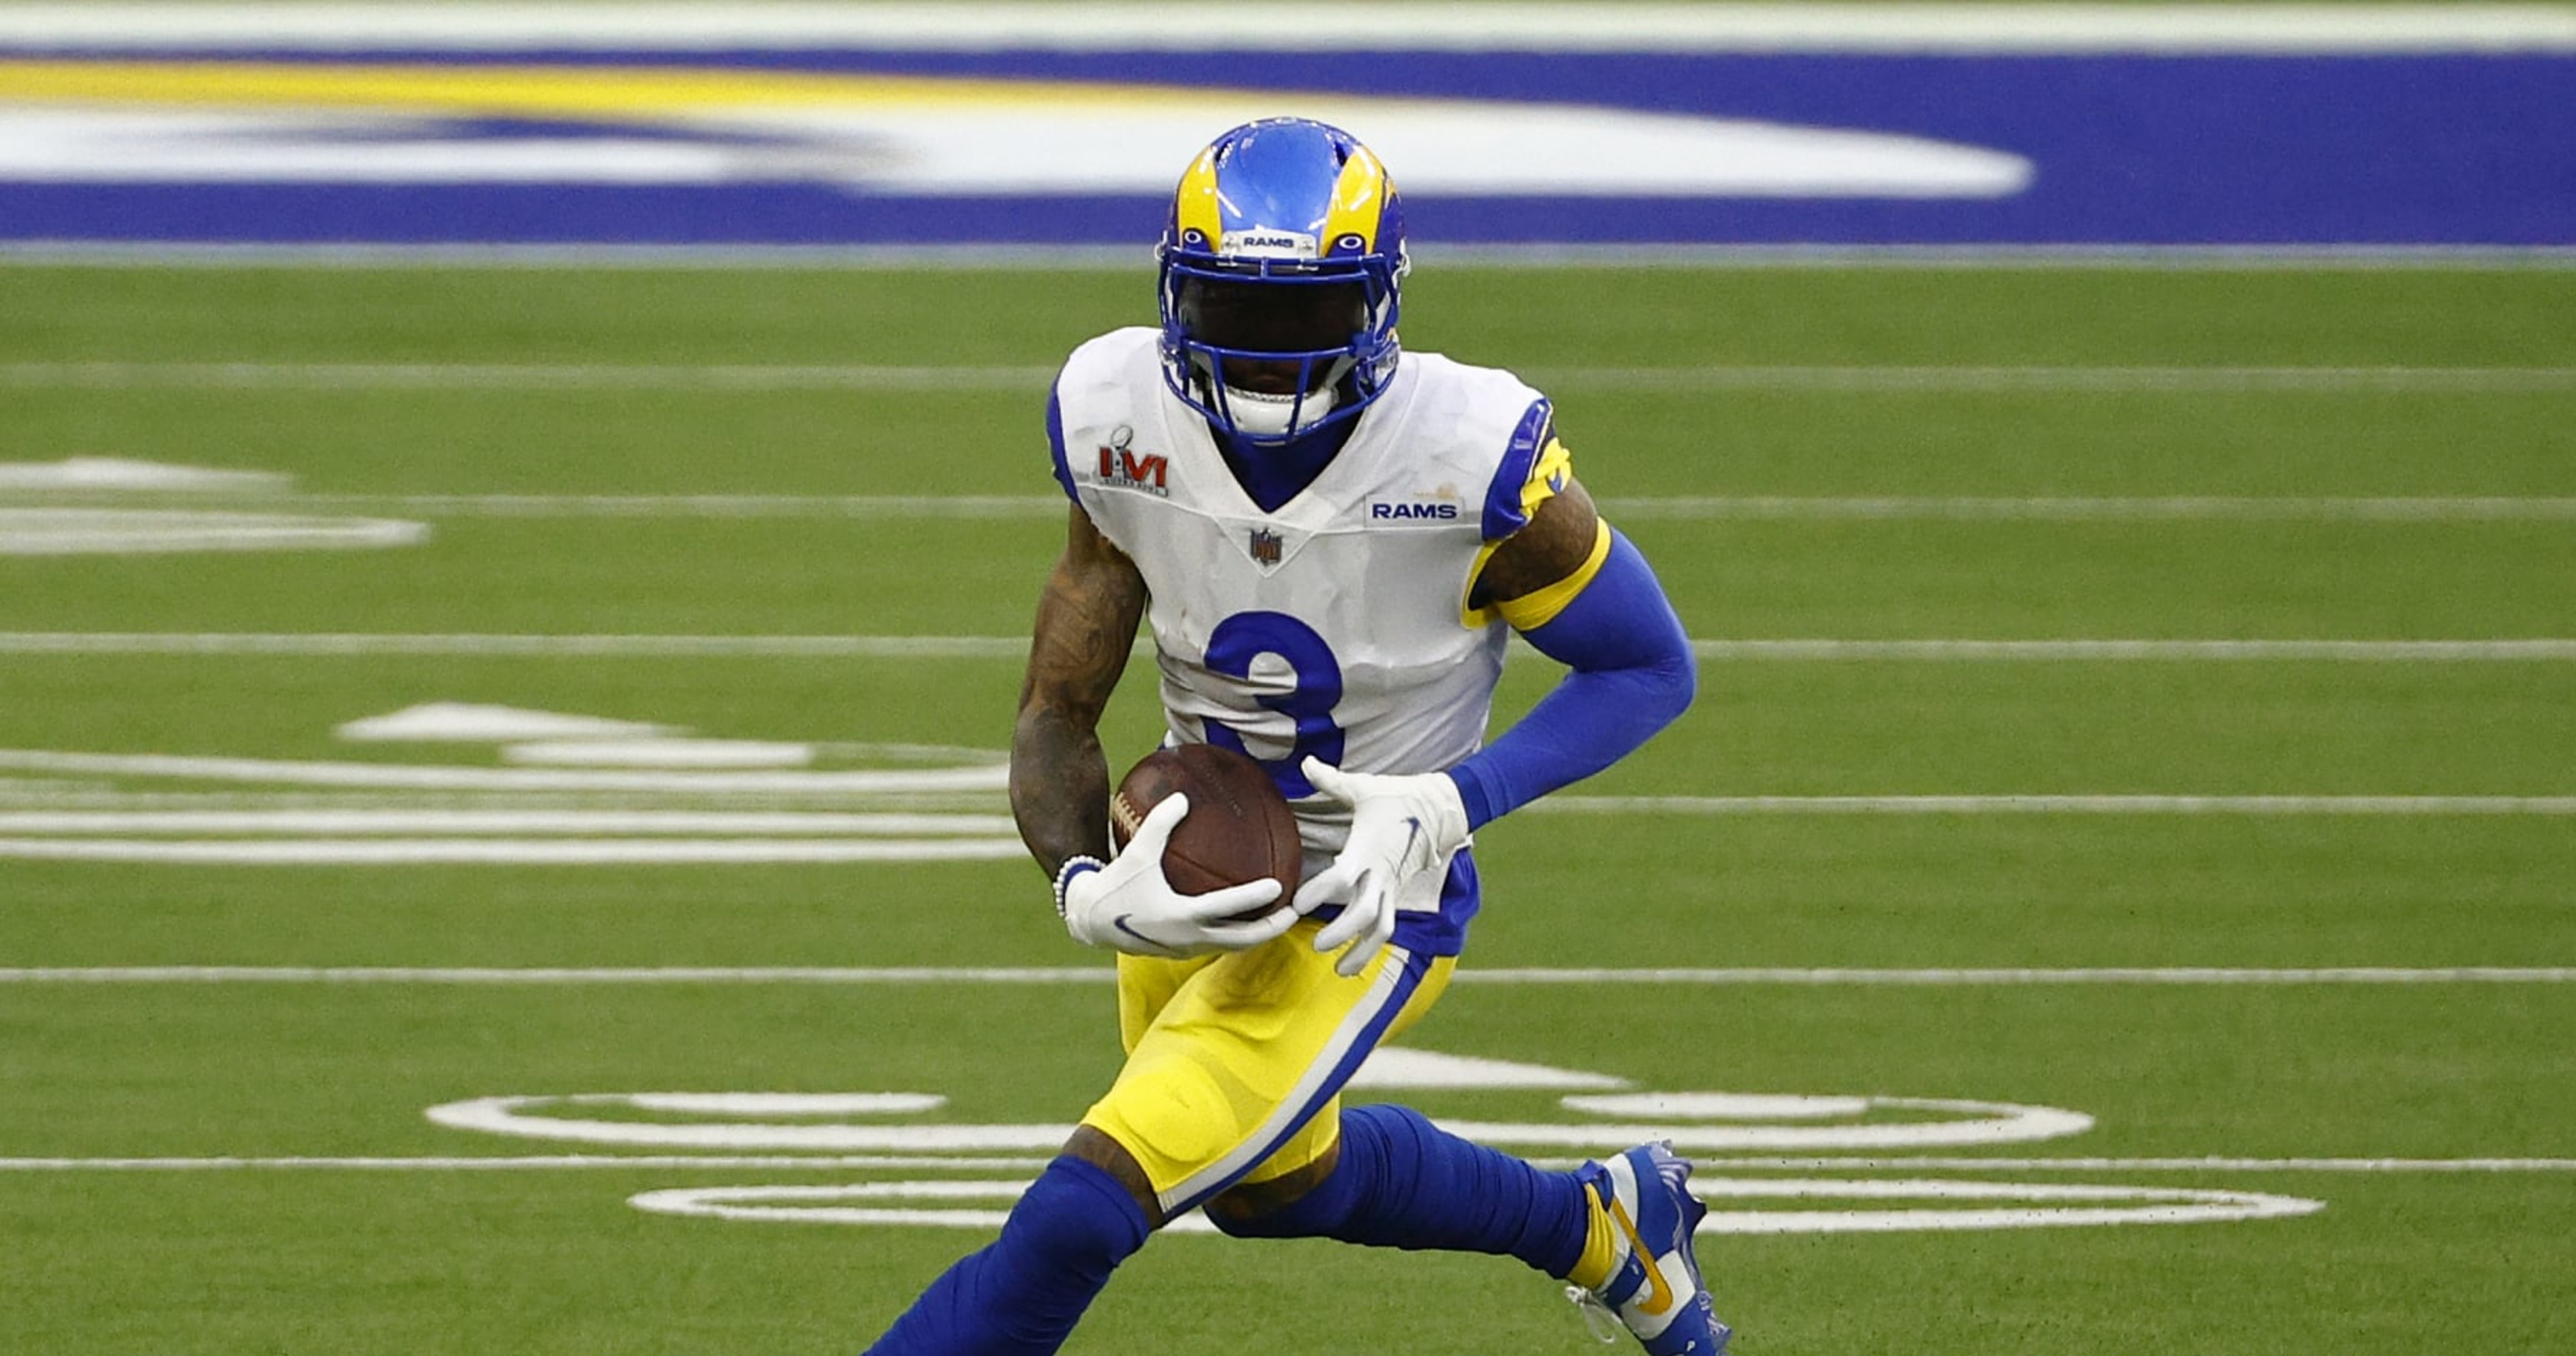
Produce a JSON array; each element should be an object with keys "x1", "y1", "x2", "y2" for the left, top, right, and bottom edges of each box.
[{"x1": 1, "y1": 262, "x2": 2571, "y2": 1354}]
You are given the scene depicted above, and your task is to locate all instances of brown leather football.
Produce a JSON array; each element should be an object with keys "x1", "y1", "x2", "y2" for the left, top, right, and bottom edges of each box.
[{"x1": 1111, "y1": 743, "x2": 1303, "y2": 913}]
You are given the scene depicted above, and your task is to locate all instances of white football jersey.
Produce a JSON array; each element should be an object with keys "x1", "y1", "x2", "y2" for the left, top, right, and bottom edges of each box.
[{"x1": 1051, "y1": 326, "x2": 1567, "y2": 917}]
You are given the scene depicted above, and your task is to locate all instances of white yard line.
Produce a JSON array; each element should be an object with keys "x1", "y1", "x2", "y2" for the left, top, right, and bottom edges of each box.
[
  {"x1": 8, "y1": 362, "x2": 2576, "y2": 394},
  {"x1": 1602, "y1": 496, "x2": 2576, "y2": 521},
  {"x1": 3, "y1": 633, "x2": 2571, "y2": 660},
  {"x1": 1680, "y1": 639, "x2": 2576, "y2": 658},
  {"x1": 3, "y1": 966, "x2": 2569, "y2": 985},
  {"x1": 300, "y1": 495, "x2": 1062, "y2": 519},
  {"x1": 15, "y1": 492, "x2": 2573, "y2": 522},
  {"x1": 1531, "y1": 795, "x2": 2576, "y2": 816},
  {"x1": 0, "y1": 1153, "x2": 2568, "y2": 1172},
  {"x1": 0, "y1": 1154, "x2": 1056, "y2": 1171},
  {"x1": 0, "y1": 363, "x2": 1057, "y2": 392},
  {"x1": 1548, "y1": 367, "x2": 2576, "y2": 394},
  {"x1": 1457, "y1": 968, "x2": 2576, "y2": 984},
  {"x1": 0, "y1": 838, "x2": 1030, "y2": 864},
  {"x1": 0, "y1": 967, "x2": 1118, "y2": 984},
  {"x1": 3, "y1": 3, "x2": 2572, "y2": 54},
  {"x1": 0, "y1": 810, "x2": 1018, "y2": 834},
  {"x1": 0, "y1": 631, "x2": 1030, "y2": 656},
  {"x1": 1674, "y1": 1157, "x2": 2576, "y2": 1173}
]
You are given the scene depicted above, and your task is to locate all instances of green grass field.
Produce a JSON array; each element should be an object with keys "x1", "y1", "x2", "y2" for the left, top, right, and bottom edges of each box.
[{"x1": 2, "y1": 261, "x2": 2573, "y2": 1355}]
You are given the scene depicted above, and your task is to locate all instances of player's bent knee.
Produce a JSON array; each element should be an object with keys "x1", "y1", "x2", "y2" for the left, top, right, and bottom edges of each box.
[
  {"x1": 1205, "y1": 1186, "x2": 1333, "y2": 1239},
  {"x1": 1203, "y1": 1148, "x2": 1352, "y2": 1240},
  {"x1": 1003, "y1": 1157, "x2": 1153, "y2": 1275}
]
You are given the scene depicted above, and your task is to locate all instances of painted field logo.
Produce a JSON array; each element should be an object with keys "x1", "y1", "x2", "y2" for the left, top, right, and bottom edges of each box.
[
  {"x1": 0, "y1": 702, "x2": 1021, "y2": 865},
  {"x1": 428, "y1": 1047, "x2": 2325, "y2": 1236}
]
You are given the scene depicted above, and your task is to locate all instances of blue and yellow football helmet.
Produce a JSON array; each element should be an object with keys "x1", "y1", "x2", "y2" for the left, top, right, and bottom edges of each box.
[{"x1": 1157, "y1": 118, "x2": 1409, "y2": 444}]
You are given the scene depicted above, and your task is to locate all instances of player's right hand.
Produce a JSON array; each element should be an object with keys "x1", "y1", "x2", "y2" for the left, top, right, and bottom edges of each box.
[{"x1": 1053, "y1": 794, "x2": 1295, "y2": 959}]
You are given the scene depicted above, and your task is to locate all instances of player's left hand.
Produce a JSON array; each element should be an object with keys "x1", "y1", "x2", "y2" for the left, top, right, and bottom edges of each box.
[{"x1": 1295, "y1": 757, "x2": 1470, "y2": 978}]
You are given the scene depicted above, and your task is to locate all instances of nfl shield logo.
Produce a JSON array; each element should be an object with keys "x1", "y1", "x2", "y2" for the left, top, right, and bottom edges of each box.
[{"x1": 1248, "y1": 527, "x2": 1283, "y2": 565}]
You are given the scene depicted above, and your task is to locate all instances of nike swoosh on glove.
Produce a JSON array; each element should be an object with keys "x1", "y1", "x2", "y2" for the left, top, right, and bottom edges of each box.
[
  {"x1": 1055, "y1": 793, "x2": 1296, "y2": 959},
  {"x1": 1293, "y1": 757, "x2": 1470, "y2": 977}
]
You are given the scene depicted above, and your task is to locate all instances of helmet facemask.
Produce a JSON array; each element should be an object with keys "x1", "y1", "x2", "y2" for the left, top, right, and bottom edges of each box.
[{"x1": 1159, "y1": 262, "x2": 1398, "y2": 444}]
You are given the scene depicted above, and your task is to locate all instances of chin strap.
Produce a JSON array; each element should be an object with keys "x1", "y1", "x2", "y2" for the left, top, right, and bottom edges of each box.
[{"x1": 1220, "y1": 383, "x2": 1338, "y2": 438}]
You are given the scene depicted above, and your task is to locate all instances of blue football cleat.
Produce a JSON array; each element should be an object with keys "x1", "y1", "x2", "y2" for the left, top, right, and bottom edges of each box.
[{"x1": 1567, "y1": 1142, "x2": 1731, "y2": 1355}]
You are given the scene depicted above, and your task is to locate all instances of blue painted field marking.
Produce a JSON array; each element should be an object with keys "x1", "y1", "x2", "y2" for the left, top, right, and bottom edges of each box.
[{"x1": 2, "y1": 5, "x2": 2569, "y2": 246}]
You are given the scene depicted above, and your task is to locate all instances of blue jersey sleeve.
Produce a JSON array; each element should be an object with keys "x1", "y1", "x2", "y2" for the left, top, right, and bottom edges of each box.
[
  {"x1": 1444, "y1": 529, "x2": 1695, "y2": 828},
  {"x1": 1045, "y1": 385, "x2": 1079, "y2": 502}
]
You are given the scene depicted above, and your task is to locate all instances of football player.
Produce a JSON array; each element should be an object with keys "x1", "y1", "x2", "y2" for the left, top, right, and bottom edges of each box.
[{"x1": 864, "y1": 117, "x2": 1723, "y2": 1355}]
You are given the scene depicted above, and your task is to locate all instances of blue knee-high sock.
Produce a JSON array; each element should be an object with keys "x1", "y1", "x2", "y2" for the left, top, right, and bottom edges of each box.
[
  {"x1": 1212, "y1": 1103, "x2": 1589, "y2": 1277},
  {"x1": 864, "y1": 1156, "x2": 1151, "y2": 1355}
]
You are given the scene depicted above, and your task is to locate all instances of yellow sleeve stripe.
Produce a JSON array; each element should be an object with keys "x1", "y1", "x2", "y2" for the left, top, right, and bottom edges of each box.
[
  {"x1": 1519, "y1": 435, "x2": 1573, "y2": 523},
  {"x1": 1494, "y1": 520, "x2": 1613, "y2": 632}
]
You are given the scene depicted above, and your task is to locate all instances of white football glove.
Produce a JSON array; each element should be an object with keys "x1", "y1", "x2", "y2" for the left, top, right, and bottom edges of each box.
[
  {"x1": 1295, "y1": 757, "x2": 1471, "y2": 978},
  {"x1": 1053, "y1": 793, "x2": 1295, "y2": 959}
]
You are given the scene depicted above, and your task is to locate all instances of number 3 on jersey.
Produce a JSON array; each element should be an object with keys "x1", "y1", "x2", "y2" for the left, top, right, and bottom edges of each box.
[{"x1": 1201, "y1": 611, "x2": 1345, "y2": 799}]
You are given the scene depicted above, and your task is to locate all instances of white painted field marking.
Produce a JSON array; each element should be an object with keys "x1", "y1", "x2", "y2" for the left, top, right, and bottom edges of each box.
[
  {"x1": 1350, "y1": 1048, "x2": 1627, "y2": 1091},
  {"x1": 625, "y1": 1092, "x2": 946, "y2": 1116},
  {"x1": 1694, "y1": 1157, "x2": 2576, "y2": 1174},
  {"x1": 0, "y1": 363, "x2": 1055, "y2": 391},
  {"x1": 20, "y1": 492, "x2": 2576, "y2": 523},
  {"x1": 1567, "y1": 1093, "x2": 1874, "y2": 1120},
  {"x1": 0, "y1": 704, "x2": 1021, "y2": 862},
  {"x1": 0, "y1": 748, "x2": 1007, "y2": 793},
  {"x1": 7, "y1": 967, "x2": 2572, "y2": 986},
  {"x1": 5, "y1": 633, "x2": 2571, "y2": 660},
  {"x1": 1459, "y1": 968, "x2": 2576, "y2": 985},
  {"x1": 8, "y1": 363, "x2": 2576, "y2": 396},
  {"x1": 0, "y1": 967, "x2": 1112, "y2": 984},
  {"x1": 1605, "y1": 496, "x2": 2576, "y2": 521},
  {"x1": 0, "y1": 810, "x2": 1017, "y2": 835},
  {"x1": 1433, "y1": 1098, "x2": 2097, "y2": 1153},
  {"x1": 499, "y1": 738, "x2": 815, "y2": 770},
  {"x1": 1534, "y1": 795, "x2": 2576, "y2": 816},
  {"x1": 0, "y1": 457, "x2": 291, "y2": 492},
  {"x1": 0, "y1": 1155, "x2": 1058, "y2": 1171},
  {"x1": 427, "y1": 1094, "x2": 1074, "y2": 1152},
  {"x1": 0, "y1": 632, "x2": 1033, "y2": 657},
  {"x1": 0, "y1": 508, "x2": 427, "y2": 555},
  {"x1": 0, "y1": 837, "x2": 1028, "y2": 864},
  {"x1": 5, "y1": 1155, "x2": 2570, "y2": 1174},
  {"x1": 1686, "y1": 1178, "x2": 2326, "y2": 1234},
  {"x1": 336, "y1": 702, "x2": 675, "y2": 742},
  {"x1": 424, "y1": 1088, "x2": 2092, "y2": 1153},
  {"x1": 5, "y1": 3, "x2": 2572, "y2": 54},
  {"x1": 620, "y1": 1177, "x2": 2325, "y2": 1233},
  {"x1": 628, "y1": 1181, "x2": 1025, "y2": 1233},
  {"x1": 1686, "y1": 639, "x2": 2576, "y2": 659},
  {"x1": 1546, "y1": 367, "x2": 2576, "y2": 394}
]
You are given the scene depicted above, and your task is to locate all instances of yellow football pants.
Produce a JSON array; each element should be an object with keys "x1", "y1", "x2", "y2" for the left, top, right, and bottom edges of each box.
[{"x1": 1079, "y1": 921, "x2": 1457, "y2": 1218}]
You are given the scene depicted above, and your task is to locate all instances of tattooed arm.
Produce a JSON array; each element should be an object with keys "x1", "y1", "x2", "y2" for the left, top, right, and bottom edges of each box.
[{"x1": 1011, "y1": 505, "x2": 1149, "y2": 878}]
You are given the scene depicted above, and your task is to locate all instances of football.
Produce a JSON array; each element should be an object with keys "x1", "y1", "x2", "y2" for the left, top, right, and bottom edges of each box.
[{"x1": 1111, "y1": 743, "x2": 1303, "y2": 912}]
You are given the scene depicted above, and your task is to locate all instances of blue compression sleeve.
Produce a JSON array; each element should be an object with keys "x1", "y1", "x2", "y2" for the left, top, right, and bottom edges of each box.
[
  {"x1": 1446, "y1": 529, "x2": 1695, "y2": 829},
  {"x1": 1209, "y1": 1104, "x2": 1591, "y2": 1278},
  {"x1": 864, "y1": 1155, "x2": 1149, "y2": 1355}
]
